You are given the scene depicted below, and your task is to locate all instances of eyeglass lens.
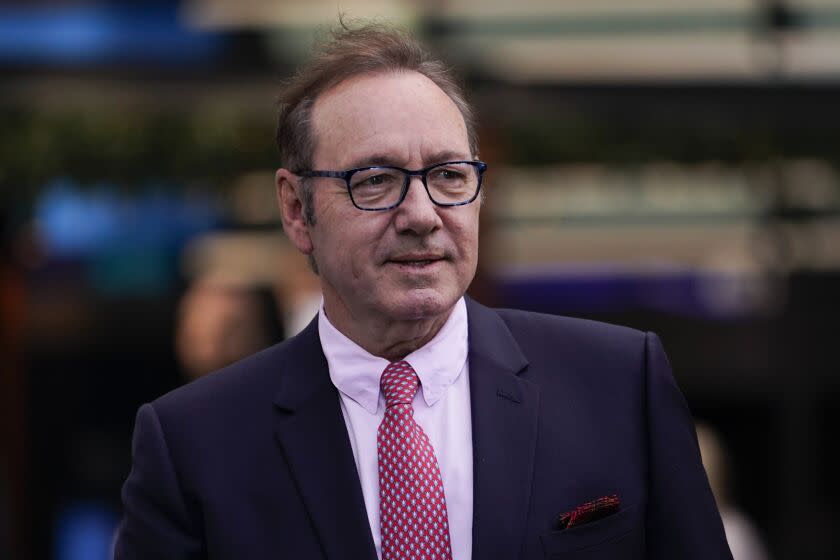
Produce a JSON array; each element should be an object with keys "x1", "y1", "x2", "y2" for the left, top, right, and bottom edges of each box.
[{"x1": 348, "y1": 162, "x2": 480, "y2": 209}]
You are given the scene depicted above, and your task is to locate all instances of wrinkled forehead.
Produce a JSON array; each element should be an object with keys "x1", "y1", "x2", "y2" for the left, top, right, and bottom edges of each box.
[{"x1": 309, "y1": 70, "x2": 470, "y2": 169}]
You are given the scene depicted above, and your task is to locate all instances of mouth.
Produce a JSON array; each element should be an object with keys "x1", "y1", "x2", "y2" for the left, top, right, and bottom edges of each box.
[
  {"x1": 386, "y1": 254, "x2": 446, "y2": 268},
  {"x1": 392, "y1": 260, "x2": 438, "y2": 267}
]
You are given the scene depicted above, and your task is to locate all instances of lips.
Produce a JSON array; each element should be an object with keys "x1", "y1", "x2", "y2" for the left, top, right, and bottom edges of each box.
[{"x1": 387, "y1": 253, "x2": 446, "y2": 266}]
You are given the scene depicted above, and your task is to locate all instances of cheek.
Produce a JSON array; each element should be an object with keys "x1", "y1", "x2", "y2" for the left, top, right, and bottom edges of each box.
[
  {"x1": 329, "y1": 223, "x2": 386, "y2": 282},
  {"x1": 451, "y1": 213, "x2": 480, "y2": 256},
  {"x1": 454, "y1": 218, "x2": 480, "y2": 285}
]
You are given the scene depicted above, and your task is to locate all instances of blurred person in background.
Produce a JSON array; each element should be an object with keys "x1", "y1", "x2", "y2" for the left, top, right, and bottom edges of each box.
[
  {"x1": 175, "y1": 280, "x2": 283, "y2": 380},
  {"x1": 115, "y1": 23, "x2": 732, "y2": 560},
  {"x1": 697, "y1": 423, "x2": 771, "y2": 560}
]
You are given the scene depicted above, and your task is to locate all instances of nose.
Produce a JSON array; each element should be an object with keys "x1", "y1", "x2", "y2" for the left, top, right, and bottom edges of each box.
[{"x1": 393, "y1": 176, "x2": 442, "y2": 235}]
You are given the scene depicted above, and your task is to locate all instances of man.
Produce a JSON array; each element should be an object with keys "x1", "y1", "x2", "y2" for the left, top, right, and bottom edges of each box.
[{"x1": 115, "y1": 25, "x2": 732, "y2": 560}]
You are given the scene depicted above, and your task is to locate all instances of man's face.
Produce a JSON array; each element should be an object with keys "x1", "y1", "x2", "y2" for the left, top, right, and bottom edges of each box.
[{"x1": 301, "y1": 70, "x2": 479, "y2": 328}]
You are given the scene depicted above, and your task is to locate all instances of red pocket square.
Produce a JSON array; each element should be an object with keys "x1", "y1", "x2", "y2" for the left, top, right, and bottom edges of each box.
[{"x1": 557, "y1": 495, "x2": 621, "y2": 530}]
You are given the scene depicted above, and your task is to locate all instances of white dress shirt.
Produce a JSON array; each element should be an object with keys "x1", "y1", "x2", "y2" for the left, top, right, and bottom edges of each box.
[{"x1": 318, "y1": 297, "x2": 473, "y2": 560}]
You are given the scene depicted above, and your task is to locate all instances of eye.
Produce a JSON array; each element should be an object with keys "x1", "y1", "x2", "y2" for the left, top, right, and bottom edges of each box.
[
  {"x1": 365, "y1": 174, "x2": 387, "y2": 186},
  {"x1": 350, "y1": 168, "x2": 402, "y2": 190},
  {"x1": 430, "y1": 166, "x2": 466, "y2": 181}
]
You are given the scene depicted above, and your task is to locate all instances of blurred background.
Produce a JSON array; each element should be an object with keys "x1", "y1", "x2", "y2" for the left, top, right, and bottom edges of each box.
[{"x1": 1, "y1": 0, "x2": 839, "y2": 559}]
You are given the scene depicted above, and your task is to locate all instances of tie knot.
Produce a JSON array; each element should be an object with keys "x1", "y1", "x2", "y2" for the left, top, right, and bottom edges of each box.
[{"x1": 380, "y1": 360, "x2": 419, "y2": 407}]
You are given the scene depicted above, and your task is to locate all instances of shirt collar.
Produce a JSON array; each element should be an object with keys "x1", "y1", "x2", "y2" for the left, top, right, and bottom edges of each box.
[{"x1": 318, "y1": 297, "x2": 469, "y2": 414}]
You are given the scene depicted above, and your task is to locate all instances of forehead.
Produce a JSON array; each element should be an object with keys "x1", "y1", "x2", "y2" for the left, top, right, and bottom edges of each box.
[{"x1": 310, "y1": 70, "x2": 470, "y2": 168}]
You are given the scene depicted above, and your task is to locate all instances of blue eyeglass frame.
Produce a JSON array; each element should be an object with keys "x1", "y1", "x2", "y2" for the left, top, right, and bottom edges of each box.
[{"x1": 296, "y1": 160, "x2": 488, "y2": 211}]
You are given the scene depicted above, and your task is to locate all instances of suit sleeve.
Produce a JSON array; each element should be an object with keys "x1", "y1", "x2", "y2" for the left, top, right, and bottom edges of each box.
[
  {"x1": 643, "y1": 332, "x2": 733, "y2": 560},
  {"x1": 113, "y1": 403, "x2": 203, "y2": 560}
]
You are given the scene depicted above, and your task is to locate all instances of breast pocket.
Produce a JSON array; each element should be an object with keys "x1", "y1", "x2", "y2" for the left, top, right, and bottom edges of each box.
[{"x1": 539, "y1": 505, "x2": 643, "y2": 560}]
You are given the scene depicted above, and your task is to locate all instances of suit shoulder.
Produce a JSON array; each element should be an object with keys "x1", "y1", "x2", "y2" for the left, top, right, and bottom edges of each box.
[
  {"x1": 487, "y1": 307, "x2": 652, "y2": 375},
  {"x1": 486, "y1": 307, "x2": 653, "y2": 398}
]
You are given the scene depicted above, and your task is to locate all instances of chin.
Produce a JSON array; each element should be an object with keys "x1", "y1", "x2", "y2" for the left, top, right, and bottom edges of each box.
[{"x1": 386, "y1": 288, "x2": 457, "y2": 321}]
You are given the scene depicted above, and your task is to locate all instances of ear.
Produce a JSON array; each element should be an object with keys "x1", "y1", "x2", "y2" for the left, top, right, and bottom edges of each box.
[{"x1": 276, "y1": 168, "x2": 314, "y2": 255}]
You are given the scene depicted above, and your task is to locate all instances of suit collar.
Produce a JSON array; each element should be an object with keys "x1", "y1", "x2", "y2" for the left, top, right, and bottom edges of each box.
[
  {"x1": 272, "y1": 314, "x2": 335, "y2": 412},
  {"x1": 272, "y1": 317, "x2": 378, "y2": 560},
  {"x1": 465, "y1": 297, "x2": 528, "y2": 376},
  {"x1": 466, "y1": 297, "x2": 540, "y2": 560}
]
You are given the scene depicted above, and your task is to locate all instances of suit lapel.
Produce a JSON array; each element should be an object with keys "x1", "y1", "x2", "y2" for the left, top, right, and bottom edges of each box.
[
  {"x1": 272, "y1": 318, "x2": 377, "y2": 560},
  {"x1": 466, "y1": 298, "x2": 540, "y2": 560}
]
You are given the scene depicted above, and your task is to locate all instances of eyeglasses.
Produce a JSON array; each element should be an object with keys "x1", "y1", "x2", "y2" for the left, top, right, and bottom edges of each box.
[{"x1": 296, "y1": 160, "x2": 487, "y2": 211}]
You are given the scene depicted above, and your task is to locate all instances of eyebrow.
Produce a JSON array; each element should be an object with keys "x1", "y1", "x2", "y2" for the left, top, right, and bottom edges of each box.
[{"x1": 344, "y1": 149, "x2": 471, "y2": 170}]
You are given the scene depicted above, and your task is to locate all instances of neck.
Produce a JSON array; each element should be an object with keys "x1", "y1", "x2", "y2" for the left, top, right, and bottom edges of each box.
[{"x1": 322, "y1": 300, "x2": 453, "y2": 362}]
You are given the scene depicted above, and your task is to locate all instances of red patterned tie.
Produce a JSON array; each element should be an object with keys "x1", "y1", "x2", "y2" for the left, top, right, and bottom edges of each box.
[{"x1": 378, "y1": 360, "x2": 453, "y2": 560}]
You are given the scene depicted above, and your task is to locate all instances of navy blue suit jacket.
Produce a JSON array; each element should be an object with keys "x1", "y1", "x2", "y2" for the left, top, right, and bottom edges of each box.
[{"x1": 115, "y1": 298, "x2": 732, "y2": 559}]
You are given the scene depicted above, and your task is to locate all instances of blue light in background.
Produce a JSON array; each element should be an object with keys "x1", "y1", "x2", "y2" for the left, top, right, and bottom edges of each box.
[
  {"x1": 35, "y1": 179, "x2": 223, "y2": 295},
  {"x1": 36, "y1": 179, "x2": 221, "y2": 257},
  {"x1": 36, "y1": 180, "x2": 121, "y2": 256},
  {"x1": 496, "y1": 263, "x2": 759, "y2": 319},
  {"x1": 54, "y1": 502, "x2": 118, "y2": 560},
  {"x1": 0, "y1": 3, "x2": 224, "y2": 65}
]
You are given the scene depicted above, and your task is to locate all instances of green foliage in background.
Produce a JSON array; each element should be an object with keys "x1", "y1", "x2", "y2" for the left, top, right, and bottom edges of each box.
[{"x1": 0, "y1": 106, "x2": 278, "y2": 207}]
